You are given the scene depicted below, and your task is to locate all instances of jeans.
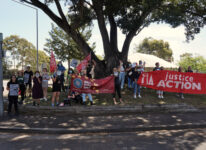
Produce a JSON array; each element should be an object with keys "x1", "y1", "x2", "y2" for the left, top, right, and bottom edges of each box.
[
  {"x1": 82, "y1": 93, "x2": 93, "y2": 102},
  {"x1": 119, "y1": 72, "x2": 125, "y2": 89},
  {"x1": 134, "y1": 82, "x2": 140, "y2": 95},
  {"x1": 128, "y1": 77, "x2": 132, "y2": 88}
]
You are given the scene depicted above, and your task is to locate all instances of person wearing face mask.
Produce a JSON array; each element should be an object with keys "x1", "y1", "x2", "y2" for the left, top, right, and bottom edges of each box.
[
  {"x1": 131, "y1": 65, "x2": 142, "y2": 99},
  {"x1": 57, "y1": 61, "x2": 66, "y2": 92},
  {"x1": 42, "y1": 68, "x2": 50, "y2": 101},
  {"x1": 112, "y1": 68, "x2": 124, "y2": 105},
  {"x1": 32, "y1": 71, "x2": 43, "y2": 106},
  {"x1": 51, "y1": 70, "x2": 62, "y2": 107}
]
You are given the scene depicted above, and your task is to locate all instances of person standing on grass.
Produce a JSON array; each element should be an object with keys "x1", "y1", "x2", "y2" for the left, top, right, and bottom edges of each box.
[
  {"x1": 57, "y1": 61, "x2": 66, "y2": 92},
  {"x1": 132, "y1": 65, "x2": 142, "y2": 99},
  {"x1": 119, "y1": 60, "x2": 127, "y2": 90},
  {"x1": 24, "y1": 66, "x2": 33, "y2": 97},
  {"x1": 17, "y1": 71, "x2": 25, "y2": 104},
  {"x1": 81, "y1": 69, "x2": 93, "y2": 105},
  {"x1": 178, "y1": 67, "x2": 184, "y2": 99},
  {"x1": 126, "y1": 62, "x2": 133, "y2": 89},
  {"x1": 153, "y1": 62, "x2": 164, "y2": 99},
  {"x1": 32, "y1": 71, "x2": 43, "y2": 106},
  {"x1": 42, "y1": 68, "x2": 50, "y2": 101},
  {"x1": 7, "y1": 75, "x2": 19, "y2": 116},
  {"x1": 112, "y1": 67, "x2": 124, "y2": 105},
  {"x1": 51, "y1": 70, "x2": 62, "y2": 107}
]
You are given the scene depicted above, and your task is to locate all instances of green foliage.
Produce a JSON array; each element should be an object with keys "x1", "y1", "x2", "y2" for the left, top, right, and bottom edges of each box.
[
  {"x1": 44, "y1": 23, "x2": 95, "y2": 61},
  {"x1": 3, "y1": 35, "x2": 35, "y2": 70},
  {"x1": 179, "y1": 53, "x2": 206, "y2": 73},
  {"x1": 3, "y1": 35, "x2": 50, "y2": 71},
  {"x1": 135, "y1": 37, "x2": 173, "y2": 62}
]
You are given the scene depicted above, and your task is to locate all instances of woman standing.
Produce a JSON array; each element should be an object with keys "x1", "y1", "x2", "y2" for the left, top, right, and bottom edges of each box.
[
  {"x1": 42, "y1": 68, "x2": 50, "y2": 101},
  {"x1": 112, "y1": 68, "x2": 124, "y2": 105},
  {"x1": 178, "y1": 67, "x2": 184, "y2": 99},
  {"x1": 32, "y1": 71, "x2": 43, "y2": 106},
  {"x1": 17, "y1": 71, "x2": 25, "y2": 104},
  {"x1": 51, "y1": 70, "x2": 62, "y2": 107},
  {"x1": 7, "y1": 75, "x2": 19, "y2": 115}
]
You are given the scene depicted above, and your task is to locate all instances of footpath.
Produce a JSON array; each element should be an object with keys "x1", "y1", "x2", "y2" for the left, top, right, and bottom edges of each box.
[{"x1": 0, "y1": 104, "x2": 206, "y2": 134}]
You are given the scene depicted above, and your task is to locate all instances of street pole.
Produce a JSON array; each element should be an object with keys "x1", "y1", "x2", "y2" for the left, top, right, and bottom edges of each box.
[
  {"x1": 36, "y1": 9, "x2": 39, "y2": 71},
  {"x1": 12, "y1": 0, "x2": 39, "y2": 70},
  {"x1": 0, "y1": 33, "x2": 4, "y2": 117}
]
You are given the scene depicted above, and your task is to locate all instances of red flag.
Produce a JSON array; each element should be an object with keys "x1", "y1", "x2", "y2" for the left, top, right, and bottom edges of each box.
[
  {"x1": 71, "y1": 75, "x2": 115, "y2": 94},
  {"x1": 76, "y1": 54, "x2": 91, "y2": 72},
  {"x1": 138, "y1": 70, "x2": 206, "y2": 94},
  {"x1": 50, "y1": 51, "x2": 56, "y2": 73}
]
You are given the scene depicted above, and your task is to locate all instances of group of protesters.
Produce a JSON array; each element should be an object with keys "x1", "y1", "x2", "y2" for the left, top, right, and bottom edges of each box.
[{"x1": 5, "y1": 58, "x2": 194, "y2": 115}]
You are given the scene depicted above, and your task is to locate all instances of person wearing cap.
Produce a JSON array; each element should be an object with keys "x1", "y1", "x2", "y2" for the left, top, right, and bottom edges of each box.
[{"x1": 24, "y1": 66, "x2": 33, "y2": 97}]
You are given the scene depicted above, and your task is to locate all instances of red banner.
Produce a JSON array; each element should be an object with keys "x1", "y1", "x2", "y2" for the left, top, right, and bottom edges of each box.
[
  {"x1": 138, "y1": 70, "x2": 206, "y2": 94},
  {"x1": 50, "y1": 51, "x2": 56, "y2": 73},
  {"x1": 76, "y1": 54, "x2": 91, "y2": 72},
  {"x1": 70, "y1": 75, "x2": 115, "y2": 94}
]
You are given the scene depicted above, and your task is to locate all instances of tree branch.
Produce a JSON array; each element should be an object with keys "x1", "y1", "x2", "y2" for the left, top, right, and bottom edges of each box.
[
  {"x1": 54, "y1": 0, "x2": 68, "y2": 24},
  {"x1": 92, "y1": 0, "x2": 112, "y2": 60}
]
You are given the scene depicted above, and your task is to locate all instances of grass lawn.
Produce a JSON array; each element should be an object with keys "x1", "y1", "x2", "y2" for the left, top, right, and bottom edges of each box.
[{"x1": 15, "y1": 86, "x2": 206, "y2": 108}]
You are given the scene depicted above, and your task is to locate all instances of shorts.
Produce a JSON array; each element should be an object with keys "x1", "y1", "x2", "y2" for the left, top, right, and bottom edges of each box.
[{"x1": 52, "y1": 85, "x2": 61, "y2": 92}]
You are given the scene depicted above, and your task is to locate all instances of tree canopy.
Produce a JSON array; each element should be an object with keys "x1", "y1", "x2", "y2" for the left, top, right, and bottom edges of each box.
[
  {"x1": 3, "y1": 35, "x2": 50, "y2": 71},
  {"x1": 135, "y1": 37, "x2": 173, "y2": 62},
  {"x1": 44, "y1": 23, "x2": 95, "y2": 63},
  {"x1": 19, "y1": 0, "x2": 206, "y2": 78}
]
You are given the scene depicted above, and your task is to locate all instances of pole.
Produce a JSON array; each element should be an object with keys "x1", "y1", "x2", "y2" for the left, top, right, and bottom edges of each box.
[
  {"x1": 0, "y1": 33, "x2": 4, "y2": 117},
  {"x1": 36, "y1": 9, "x2": 39, "y2": 71}
]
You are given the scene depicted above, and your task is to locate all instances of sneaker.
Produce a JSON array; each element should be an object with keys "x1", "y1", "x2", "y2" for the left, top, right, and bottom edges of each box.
[
  {"x1": 33, "y1": 101, "x2": 36, "y2": 106},
  {"x1": 161, "y1": 95, "x2": 164, "y2": 99},
  {"x1": 138, "y1": 94, "x2": 142, "y2": 98},
  {"x1": 181, "y1": 95, "x2": 184, "y2": 99},
  {"x1": 44, "y1": 98, "x2": 47, "y2": 101},
  {"x1": 134, "y1": 94, "x2": 137, "y2": 99},
  {"x1": 56, "y1": 103, "x2": 59, "y2": 106},
  {"x1": 158, "y1": 95, "x2": 161, "y2": 99},
  {"x1": 51, "y1": 103, "x2": 54, "y2": 107}
]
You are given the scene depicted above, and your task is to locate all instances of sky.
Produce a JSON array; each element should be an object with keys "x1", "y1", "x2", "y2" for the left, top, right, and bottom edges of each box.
[{"x1": 1, "y1": 0, "x2": 206, "y2": 65}]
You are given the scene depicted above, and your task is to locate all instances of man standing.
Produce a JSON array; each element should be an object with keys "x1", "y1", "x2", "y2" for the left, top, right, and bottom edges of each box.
[
  {"x1": 24, "y1": 66, "x2": 33, "y2": 97},
  {"x1": 57, "y1": 61, "x2": 66, "y2": 92}
]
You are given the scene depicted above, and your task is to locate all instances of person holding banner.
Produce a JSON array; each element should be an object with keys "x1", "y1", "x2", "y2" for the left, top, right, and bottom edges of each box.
[
  {"x1": 153, "y1": 62, "x2": 164, "y2": 99},
  {"x1": 81, "y1": 69, "x2": 93, "y2": 105},
  {"x1": 178, "y1": 67, "x2": 184, "y2": 99},
  {"x1": 112, "y1": 68, "x2": 124, "y2": 105},
  {"x1": 7, "y1": 75, "x2": 19, "y2": 116},
  {"x1": 57, "y1": 61, "x2": 66, "y2": 92}
]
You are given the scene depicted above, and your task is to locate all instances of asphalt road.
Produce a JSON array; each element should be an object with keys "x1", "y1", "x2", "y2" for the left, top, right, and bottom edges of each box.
[{"x1": 0, "y1": 128, "x2": 206, "y2": 150}]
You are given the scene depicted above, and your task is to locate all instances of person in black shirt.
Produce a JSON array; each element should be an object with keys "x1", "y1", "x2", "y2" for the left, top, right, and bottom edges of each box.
[
  {"x1": 186, "y1": 66, "x2": 193, "y2": 73},
  {"x1": 17, "y1": 71, "x2": 25, "y2": 104},
  {"x1": 153, "y1": 62, "x2": 160, "y2": 71},
  {"x1": 24, "y1": 66, "x2": 33, "y2": 97},
  {"x1": 51, "y1": 70, "x2": 62, "y2": 107},
  {"x1": 112, "y1": 68, "x2": 124, "y2": 105},
  {"x1": 7, "y1": 75, "x2": 19, "y2": 115},
  {"x1": 131, "y1": 66, "x2": 142, "y2": 98}
]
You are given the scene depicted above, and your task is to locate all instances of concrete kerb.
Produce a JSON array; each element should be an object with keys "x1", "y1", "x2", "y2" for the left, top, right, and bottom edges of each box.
[
  {"x1": 0, "y1": 123, "x2": 206, "y2": 135},
  {"x1": 17, "y1": 103, "x2": 201, "y2": 116}
]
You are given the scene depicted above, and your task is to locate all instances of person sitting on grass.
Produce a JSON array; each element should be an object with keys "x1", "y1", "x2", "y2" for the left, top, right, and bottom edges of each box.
[
  {"x1": 7, "y1": 75, "x2": 19, "y2": 116},
  {"x1": 66, "y1": 91, "x2": 83, "y2": 106},
  {"x1": 112, "y1": 67, "x2": 124, "y2": 105},
  {"x1": 51, "y1": 70, "x2": 62, "y2": 107},
  {"x1": 32, "y1": 71, "x2": 43, "y2": 106}
]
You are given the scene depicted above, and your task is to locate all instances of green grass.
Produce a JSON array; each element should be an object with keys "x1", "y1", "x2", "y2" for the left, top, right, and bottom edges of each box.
[{"x1": 14, "y1": 86, "x2": 206, "y2": 107}]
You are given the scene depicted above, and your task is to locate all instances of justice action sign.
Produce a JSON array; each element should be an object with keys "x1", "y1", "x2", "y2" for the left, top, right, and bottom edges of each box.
[{"x1": 138, "y1": 70, "x2": 206, "y2": 94}]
